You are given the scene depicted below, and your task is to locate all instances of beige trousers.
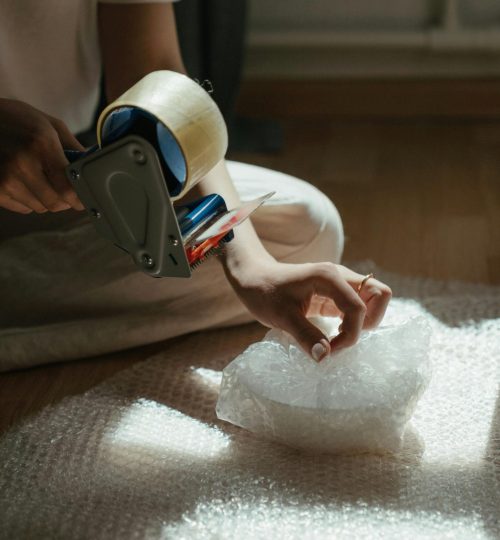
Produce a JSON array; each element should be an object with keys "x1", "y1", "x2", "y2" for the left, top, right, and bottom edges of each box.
[{"x1": 0, "y1": 162, "x2": 344, "y2": 371}]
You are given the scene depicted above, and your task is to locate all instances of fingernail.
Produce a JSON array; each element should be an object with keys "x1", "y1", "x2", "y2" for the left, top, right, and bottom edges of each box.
[{"x1": 311, "y1": 340, "x2": 329, "y2": 362}]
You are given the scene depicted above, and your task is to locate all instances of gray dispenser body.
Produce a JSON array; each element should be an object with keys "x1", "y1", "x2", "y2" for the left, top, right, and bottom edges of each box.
[{"x1": 66, "y1": 135, "x2": 191, "y2": 278}]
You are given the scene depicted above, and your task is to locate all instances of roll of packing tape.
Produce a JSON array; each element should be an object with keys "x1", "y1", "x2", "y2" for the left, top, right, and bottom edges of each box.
[{"x1": 96, "y1": 71, "x2": 228, "y2": 201}]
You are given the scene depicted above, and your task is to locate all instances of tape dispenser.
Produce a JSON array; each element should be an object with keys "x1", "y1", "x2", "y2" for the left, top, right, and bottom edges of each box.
[{"x1": 64, "y1": 71, "x2": 272, "y2": 278}]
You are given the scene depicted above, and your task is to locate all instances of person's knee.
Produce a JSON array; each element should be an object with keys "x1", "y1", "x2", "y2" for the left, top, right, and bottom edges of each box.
[
  {"x1": 278, "y1": 181, "x2": 344, "y2": 265},
  {"x1": 304, "y1": 187, "x2": 344, "y2": 264},
  {"x1": 320, "y1": 193, "x2": 344, "y2": 263},
  {"x1": 237, "y1": 163, "x2": 345, "y2": 265}
]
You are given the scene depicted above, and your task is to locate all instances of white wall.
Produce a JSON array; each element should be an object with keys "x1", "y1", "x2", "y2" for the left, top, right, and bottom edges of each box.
[{"x1": 245, "y1": 0, "x2": 500, "y2": 78}]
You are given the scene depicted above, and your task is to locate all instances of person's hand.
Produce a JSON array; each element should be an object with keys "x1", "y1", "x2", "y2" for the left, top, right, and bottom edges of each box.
[
  {"x1": 225, "y1": 259, "x2": 392, "y2": 362},
  {"x1": 0, "y1": 98, "x2": 85, "y2": 214}
]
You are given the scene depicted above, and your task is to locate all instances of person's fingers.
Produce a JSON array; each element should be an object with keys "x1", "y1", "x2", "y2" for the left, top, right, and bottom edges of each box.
[
  {"x1": 8, "y1": 121, "x2": 80, "y2": 212},
  {"x1": 0, "y1": 194, "x2": 34, "y2": 214},
  {"x1": 359, "y1": 280, "x2": 392, "y2": 329},
  {"x1": 336, "y1": 265, "x2": 392, "y2": 330},
  {"x1": 43, "y1": 119, "x2": 85, "y2": 210},
  {"x1": 310, "y1": 295, "x2": 341, "y2": 317},
  {"x1": 43, "y1": 154, "x2": 84, "y2": 211},
  {"x1": 16, "y1": 145, "x2": 77, "y2": 212},
  {"x1": 311, "y1": 264, "x2": 367, "y2": 351},
  {"x1": 280, "y1": 312, "x2": 331, "y2": 362},
  {"x1": 4, "y1": 177, "x2": 54, "y2": 213},
  {"x1": 48, "y1": 116, "x2": 85, "y2": 152},
  {"x1": 18, "y1": 163, "x2": 72, "y2": 213},
  {"x1": 329, "y1": 305, "x2": 366, "y2": 352}
]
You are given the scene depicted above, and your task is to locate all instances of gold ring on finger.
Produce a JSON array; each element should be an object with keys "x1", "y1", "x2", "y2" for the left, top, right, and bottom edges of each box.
[{"x1": 357, "y1": 272, "x2": 374, "y2": 294}]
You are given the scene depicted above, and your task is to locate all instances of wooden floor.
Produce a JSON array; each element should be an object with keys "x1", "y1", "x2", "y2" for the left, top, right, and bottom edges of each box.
[
  {"x1": 1, "y1": 79, "x2": 500, "y2": 434},
  {"x1": 235, "y1": 79, "x2": 500, "y2": 284}
]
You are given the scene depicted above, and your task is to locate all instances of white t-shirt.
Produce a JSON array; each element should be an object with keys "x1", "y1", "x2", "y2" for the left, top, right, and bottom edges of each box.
[{"x1": 0, "y1": 0, "x2": 173, "y2": 134}]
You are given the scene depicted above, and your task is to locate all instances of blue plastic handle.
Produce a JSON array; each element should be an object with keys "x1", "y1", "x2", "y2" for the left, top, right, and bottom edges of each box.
[
  {"x1": 64, "y1": 144, "x2": 99, "y2": 163},
  {"x1": 178, "y1": 194, "x2": 225, "y2": 236}
]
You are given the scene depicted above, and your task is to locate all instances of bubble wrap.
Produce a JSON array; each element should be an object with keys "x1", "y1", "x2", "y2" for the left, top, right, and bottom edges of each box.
[
  {"x1": 216, "y1": 316, "x2": 432, "y2": 453},
  {"x1": 0, "y1": 265, "x2": 499, "y2": 540}
]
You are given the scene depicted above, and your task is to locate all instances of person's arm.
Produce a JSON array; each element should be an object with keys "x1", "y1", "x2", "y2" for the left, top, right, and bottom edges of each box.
[
  {"x1": 98, "y1": 3, "x2": 186, "y2": 101},
  {"x1": 98, "y1": 3, "x2": 392, "y2": 360}
]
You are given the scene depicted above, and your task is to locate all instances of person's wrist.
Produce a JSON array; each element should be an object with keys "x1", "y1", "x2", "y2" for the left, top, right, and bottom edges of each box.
[{"x1": 221, "y1": 241, "x2": 275, "y2": 285}]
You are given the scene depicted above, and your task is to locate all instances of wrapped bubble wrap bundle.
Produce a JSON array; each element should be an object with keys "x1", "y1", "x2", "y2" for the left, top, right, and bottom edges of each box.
[{"x1": 217, "y1": 316, "x2": 432, "y2": 453}]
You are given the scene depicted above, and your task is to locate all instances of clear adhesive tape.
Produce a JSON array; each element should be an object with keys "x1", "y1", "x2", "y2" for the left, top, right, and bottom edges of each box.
[{"x1": 96, "y1": 71, "x2": 228, "y2": 201}]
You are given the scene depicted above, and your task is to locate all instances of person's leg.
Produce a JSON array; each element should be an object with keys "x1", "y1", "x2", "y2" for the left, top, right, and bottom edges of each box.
[
  {"x1": 0, "y1": 162, "x2": 344, "y2": 371},
  {"x1": 228, "y1": 161, "x2": 344, "y2": 265}
]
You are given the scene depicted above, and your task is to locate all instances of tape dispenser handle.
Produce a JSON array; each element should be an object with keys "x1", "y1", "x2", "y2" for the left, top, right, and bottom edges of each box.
[{"x1": 64, "y1": 145, "x2": 99, "y2": 163}]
